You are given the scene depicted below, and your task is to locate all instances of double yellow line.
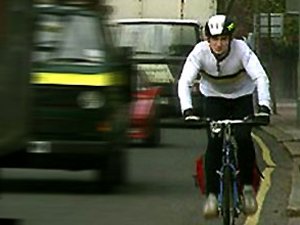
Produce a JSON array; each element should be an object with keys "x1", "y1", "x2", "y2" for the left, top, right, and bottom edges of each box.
[{"x1": 244, "y1": 133, "x2": 276, "y2": 225}]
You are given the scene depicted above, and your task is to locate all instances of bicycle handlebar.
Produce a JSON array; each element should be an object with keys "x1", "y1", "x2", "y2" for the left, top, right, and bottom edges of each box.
[{"x1": 184, "y1": 114, "x2": 270, "y2": 128}]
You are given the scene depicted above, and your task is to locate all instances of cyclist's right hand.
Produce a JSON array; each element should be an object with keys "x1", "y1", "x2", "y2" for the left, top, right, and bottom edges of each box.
[{"x1": 183, "y1": 108, "x2": 200, "y2": 121}]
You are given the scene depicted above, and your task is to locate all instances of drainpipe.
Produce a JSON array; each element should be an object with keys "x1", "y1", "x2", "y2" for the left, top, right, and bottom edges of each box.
[
  {"x1": 180, "y1": 0, "x2": 184, "y2": 19},
  {"x1": 297, "y1": 3, "x2": 300, "y2": 125},
  {"x1": 138, "y1": 0, "x2": 142, "y2": 18}
]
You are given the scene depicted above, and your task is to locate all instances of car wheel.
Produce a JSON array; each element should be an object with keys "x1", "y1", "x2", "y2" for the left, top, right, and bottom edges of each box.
[
  {"x1": 145, "y1": 125, "x2": 161, "y2": 147},
  {"x1": 144, "y1": 107, "x2": 161, "y2": 147}
]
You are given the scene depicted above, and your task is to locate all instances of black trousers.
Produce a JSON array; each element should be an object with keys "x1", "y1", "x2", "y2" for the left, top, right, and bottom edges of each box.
[{"x1": 203, "y1": 94, "x2": 255, "y2": 195}]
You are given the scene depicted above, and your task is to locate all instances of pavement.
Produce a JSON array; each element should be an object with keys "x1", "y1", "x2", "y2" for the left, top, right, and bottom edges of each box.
[{"x1": 260, "y1": 100, "x2": 300, "y2": 219}]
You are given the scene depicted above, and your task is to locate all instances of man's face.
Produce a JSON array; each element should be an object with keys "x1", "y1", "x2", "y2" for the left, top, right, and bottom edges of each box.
[{"x1": 209, "y1": 35, "x2": 230, "y2": 55}]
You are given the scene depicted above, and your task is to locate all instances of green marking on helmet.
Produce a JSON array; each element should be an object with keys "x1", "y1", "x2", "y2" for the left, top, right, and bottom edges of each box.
[{"x1": 227, "y1": 22, "x2": 235, "y2": 31}]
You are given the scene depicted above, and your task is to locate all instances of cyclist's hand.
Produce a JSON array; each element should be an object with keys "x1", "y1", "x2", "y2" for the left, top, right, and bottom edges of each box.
[
  {"x1": 255, "y1": 105, "x2": 271, "y2": 125},
  {"x1": 183, "y1": 108, "x2": 193, "y2": 117},
  {"x1": 183, "y1": 108, "x2": 200, "y2": 121},
  {"x1": 257, "y1": 105, "x2": 271, "y2": 115}
]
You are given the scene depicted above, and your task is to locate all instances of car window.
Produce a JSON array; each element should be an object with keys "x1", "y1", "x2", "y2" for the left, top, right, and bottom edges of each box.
[
  {"x1": 116, "y1": 23, "x2": 199, "y2": 56},
  {"x1": 32, "y1": 11, "x2": 106, "y2": 65}
]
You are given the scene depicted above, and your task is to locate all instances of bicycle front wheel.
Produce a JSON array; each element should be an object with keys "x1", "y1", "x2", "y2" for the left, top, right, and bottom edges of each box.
[{"x1": 222, "y1": 166, "x2": 235, "y2": 225}]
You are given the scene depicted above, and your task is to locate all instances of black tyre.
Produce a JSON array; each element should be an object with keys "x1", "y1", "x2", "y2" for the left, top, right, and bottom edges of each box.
[
  {"x1": 144, "y1": 106, "x2": 161, "y2": 147},
  {"x1": 145, "y1": 124, "x2": 161, "y2": 147},
  {"x1": 222, "y1": 166, "x2": 235, "y2": 225}
]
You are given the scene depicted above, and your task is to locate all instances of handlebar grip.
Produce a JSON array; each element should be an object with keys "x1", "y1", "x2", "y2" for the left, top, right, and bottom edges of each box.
[
  {"x1": 184, "y1": 115, "x2": 201, "y2": 121},
  {"x1": 253, "y1": 114, "x2": 270, "y2": 125}
]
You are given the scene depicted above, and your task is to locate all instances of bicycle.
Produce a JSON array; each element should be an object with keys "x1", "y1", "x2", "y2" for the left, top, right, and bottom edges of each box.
[{"x1": 185, "y1": 115, "x2": 268, "y2": 225}]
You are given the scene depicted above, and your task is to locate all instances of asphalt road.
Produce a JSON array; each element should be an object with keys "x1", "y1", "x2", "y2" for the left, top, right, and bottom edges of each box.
[{"x1": 0, "y1": 128, "x2": 294, "y2": 225}]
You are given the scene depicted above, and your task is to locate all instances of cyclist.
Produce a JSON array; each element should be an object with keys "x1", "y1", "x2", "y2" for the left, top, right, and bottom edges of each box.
[{"x1": 177, "y1": 14, "x2": 271, "y2": 219}]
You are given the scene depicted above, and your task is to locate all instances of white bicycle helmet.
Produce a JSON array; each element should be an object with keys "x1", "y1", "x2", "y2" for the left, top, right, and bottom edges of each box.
[{"x1": 205, "y1": 15, "x2": 235, "y2": 37}]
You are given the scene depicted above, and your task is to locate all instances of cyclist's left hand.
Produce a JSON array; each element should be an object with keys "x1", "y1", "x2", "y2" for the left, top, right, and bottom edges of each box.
[
  {"x1": 257, "y1": 105, "x2": 271, "y2": 115},
  {"x1": 255, "y1": 105, "x2": 271, "y2": 125}
]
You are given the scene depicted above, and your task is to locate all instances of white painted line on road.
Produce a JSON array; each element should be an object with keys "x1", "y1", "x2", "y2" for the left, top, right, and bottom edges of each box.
[{"x1": 243, "y1": 133, "x2": 277, "y2": 225}]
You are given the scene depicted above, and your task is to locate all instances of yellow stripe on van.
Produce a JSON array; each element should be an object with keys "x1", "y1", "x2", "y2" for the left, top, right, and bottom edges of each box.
[{"x1": 31, "y1": 72, "x2": 127, "y2": 86}]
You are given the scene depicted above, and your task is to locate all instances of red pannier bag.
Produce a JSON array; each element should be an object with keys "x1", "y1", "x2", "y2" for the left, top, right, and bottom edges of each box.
[
  {"x1": 194, "y1": 155, "x2": 206, "y2": 194},
  {"x1": 194, "y1": 155, "x2": 263, "y2": 195}
]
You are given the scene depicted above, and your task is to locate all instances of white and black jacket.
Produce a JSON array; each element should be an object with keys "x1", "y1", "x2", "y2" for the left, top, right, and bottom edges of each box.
[{"x1": 178, "y1": 39, "x2": 271, "y2": 113}]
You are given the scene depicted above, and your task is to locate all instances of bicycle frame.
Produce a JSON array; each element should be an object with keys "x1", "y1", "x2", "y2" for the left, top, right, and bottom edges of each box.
[
  {"x1": 211, "y1": 121, "x2": 241, "y2": 224},
  {"x1": 184, "y1": 115, "x2": 268, "y2": 224}
]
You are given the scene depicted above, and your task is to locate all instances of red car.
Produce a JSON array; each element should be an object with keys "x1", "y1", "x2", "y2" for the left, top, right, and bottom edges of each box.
[{"x1": 128, "y1": 86, "x2": 161, "y2": 146}]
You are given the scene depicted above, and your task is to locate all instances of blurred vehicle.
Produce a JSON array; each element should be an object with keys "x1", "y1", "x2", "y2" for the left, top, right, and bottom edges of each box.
[
  {"x1": 128, "y1": 83, "x2": 161, "y2": 147},
  {"x1": 113, "y1": 18, "x2": 204, "y2": 125},
  {"x1": 0, "y1": 1, "x2": 32, "y2": 156},
  {"x1": 0, "y1": 0, "x2": 133, "y2": 191}
]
